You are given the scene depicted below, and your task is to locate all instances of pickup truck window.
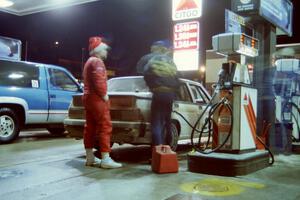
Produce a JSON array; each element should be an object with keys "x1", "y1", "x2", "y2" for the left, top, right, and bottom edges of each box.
[
  {"x1": 0, "y1": 61, "x2": 39, "y2": 88},
  {"x1": 48, "y1": 68, "x2": 78, "y2": 92}
]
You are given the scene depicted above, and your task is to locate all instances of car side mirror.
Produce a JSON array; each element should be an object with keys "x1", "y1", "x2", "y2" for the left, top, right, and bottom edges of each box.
[
  {"x1": 76, "y1": 80, "x2": 84, "y2": 92},
  {"x1": 78, "y1": 85, "x2": 83, "y2": 92}
]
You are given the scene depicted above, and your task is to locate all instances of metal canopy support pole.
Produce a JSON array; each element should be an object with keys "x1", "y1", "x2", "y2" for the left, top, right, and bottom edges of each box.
[{"x1": 253, "y1": 22, "x2": 276, "y2": 150}]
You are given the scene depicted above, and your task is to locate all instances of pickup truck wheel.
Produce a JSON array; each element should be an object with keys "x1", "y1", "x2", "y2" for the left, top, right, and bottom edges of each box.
[
  {"x1": 47, "y1": 128, "x2": 65, "y2": 136},
  {"x1": 0, "y1": 108, "x2": 20, "y2": 143},
  {"x1": 165, "y1": 122, "x2": 179, "y2": 151}
]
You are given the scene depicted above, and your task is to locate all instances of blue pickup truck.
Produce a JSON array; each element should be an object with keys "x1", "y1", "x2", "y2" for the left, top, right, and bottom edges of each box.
[{"x1": 0, "y1": 59, "x2": 82, "y2": 143}]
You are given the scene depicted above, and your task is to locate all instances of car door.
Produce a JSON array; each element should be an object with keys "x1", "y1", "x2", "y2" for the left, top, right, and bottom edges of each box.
[
  {"x1": 187, "y1": 83, "x2": 211, "y2": 136},
  {"x1": 47, "y1": 67, "x2": 82, "y2": 123},
  {"x1": 171, "y1": 81, "x2": 203, "y2": 139}
]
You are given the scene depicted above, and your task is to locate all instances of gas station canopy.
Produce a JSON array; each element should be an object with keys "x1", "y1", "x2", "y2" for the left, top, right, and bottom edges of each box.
[{"x1": 0, "y1": 0, "x2": 99, "y2": 16}]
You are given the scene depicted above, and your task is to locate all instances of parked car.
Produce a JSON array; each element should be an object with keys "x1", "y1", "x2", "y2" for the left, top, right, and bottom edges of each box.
[
  {"x1": 64, "y1": 76, "x2": 211, "y2": 150},
  {"x1": 0, "y1": 59, "x2": 82, "y2": 143}
]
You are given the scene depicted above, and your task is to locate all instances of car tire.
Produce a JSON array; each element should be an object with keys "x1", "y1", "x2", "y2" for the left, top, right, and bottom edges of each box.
[
  {"x1": 47, "y1": 128, "x2": 66, "y2": 135},
  {"x1": 0, "y1": 107, "x2": 20, "y2": 143},
  {"x1": 94, "y1": 142, "x2": 114, "y2": 150},
  {"x1": 165, "y1": 121, "x2": 179, "y2": 151}
]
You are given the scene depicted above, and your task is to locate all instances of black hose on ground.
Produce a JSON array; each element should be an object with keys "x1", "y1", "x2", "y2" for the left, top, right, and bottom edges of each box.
[{"x1": 256, "y1": 136, "x2": 275, "y2": 165}]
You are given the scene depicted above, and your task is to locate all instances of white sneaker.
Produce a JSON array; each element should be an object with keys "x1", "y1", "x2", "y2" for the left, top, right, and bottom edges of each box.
[
  {"x1": 85, "y1": 157, "x2": 102, "y2": 167},
  {"x1": 101, "y1": 157, "x2": 122, "y2": 169}
]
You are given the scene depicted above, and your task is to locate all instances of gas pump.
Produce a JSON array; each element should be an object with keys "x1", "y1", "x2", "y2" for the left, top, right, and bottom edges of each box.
[
  {"x1": 211, "y1": 32, "x2": 259, "y2": 153},
  {"x1": 187, "y1": 32, "x2": 271, "y2": 176},
  {"x1": 274, "y1": 58, "x2": 300, "y2": 148},
  {"x1": 188, "y1": 32, "x2": 265, "y2": 153}
]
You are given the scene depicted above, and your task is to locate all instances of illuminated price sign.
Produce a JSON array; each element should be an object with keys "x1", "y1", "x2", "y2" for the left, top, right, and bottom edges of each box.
[{"x1": 173, "y1": 21, "x2": 199, "y2": 51}]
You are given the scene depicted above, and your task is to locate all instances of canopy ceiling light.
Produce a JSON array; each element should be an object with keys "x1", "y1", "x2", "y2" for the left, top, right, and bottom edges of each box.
[
  {"x1": 0, "y1": 0, "x2": 14, "y2": 8},
  {"x1": 0, "y1": 0, "x2": 98, "y2": 16}
]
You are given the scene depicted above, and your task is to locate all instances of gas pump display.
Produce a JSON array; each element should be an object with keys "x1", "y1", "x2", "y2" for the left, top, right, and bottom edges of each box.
[
  {"x1": 238, "y1": 33, "x2": 258, "y2": 57},
  {"x1": 212, "y1": 32, "x2": 258, "y2": 57}
]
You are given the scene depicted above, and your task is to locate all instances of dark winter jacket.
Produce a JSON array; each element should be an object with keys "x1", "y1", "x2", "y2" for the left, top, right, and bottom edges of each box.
[{"x1": 143, "y1": 53, "x2": 180, "y2": 93}]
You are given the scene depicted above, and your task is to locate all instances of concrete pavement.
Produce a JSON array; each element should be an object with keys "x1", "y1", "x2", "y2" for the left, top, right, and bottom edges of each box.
[{"x1": 0, "y1": 130, "x2": 299, "y2": 200}]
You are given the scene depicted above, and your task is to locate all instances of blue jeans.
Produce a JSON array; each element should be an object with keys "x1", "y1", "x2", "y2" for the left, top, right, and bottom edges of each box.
[{"x1": 151, "y1": 92, "x2": 176, "y2": 146}]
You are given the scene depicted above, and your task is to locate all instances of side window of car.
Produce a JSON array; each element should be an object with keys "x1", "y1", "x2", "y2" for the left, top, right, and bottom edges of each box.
[
  {"x1": 0, "y1": 60, "x2": 39, "y2": 88},
  {"x1": 176, "y1": 83, "x2": 192, "y2": 102},
  {"x1": 197, "y1": 86, "x2": 210, "y2": 103},
  {"x1": 48, "y1": 68, "x2": 78, "y2": 92},
  {"x1": 189, "y1": 84, "x2": 209, "y2": 104}
]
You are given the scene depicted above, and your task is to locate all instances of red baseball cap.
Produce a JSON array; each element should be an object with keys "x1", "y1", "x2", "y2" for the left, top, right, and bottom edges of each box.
[{"x1": 89, "y1": 37, "x2": 102, "y2": 52}]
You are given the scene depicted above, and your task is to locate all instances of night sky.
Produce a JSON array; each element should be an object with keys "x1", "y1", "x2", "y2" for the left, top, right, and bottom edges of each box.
[{"x1": 0, "y1": 0, "x2": 299, "y2": 78}]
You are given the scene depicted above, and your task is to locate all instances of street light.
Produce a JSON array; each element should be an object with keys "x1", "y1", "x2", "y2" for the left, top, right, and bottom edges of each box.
[
  {"x1": 199, "y1": 65, "x2": 206, "y2": 73},
  {"x1": 54, "y1": 41, "x2": 60, "y2": 64},
  {"x1": 199, "y1": 65, "x2": 206, "y2": 84}
]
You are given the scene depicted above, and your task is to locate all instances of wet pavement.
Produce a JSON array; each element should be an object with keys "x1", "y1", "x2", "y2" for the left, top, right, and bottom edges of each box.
[{"x1": 0, "y1": 129, "x2": 300, "y2": 200}]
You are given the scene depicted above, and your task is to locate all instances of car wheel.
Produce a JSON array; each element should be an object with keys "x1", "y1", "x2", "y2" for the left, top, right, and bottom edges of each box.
[
  {"x1": 47, "y1": 128, "x2": 65, "y2": 135},
  {"x1": 0, "y1": 107, "x2": 20, "y2": 143},
  {"x1": 165, "y1": 122, "x2": 179, "y2": 151}
]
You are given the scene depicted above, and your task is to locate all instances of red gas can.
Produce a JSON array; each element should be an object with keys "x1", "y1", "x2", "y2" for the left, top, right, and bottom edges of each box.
[{"x1": 151, "y1": 145, "x2": 178, "y2": 174}]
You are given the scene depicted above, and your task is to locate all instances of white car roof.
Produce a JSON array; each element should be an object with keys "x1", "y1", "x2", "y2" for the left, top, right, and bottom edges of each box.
[{"x1": 109, "y1": 75, "x2": 202, "y2": 86}]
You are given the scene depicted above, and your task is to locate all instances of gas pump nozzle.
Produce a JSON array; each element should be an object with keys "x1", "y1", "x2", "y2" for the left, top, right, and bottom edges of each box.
[
  {"x1": 218, "y1": 61, "x2": 251, "y2": 90},
  {"x1": 218, "y1": 62, "x2": 236, "y2": 89}
]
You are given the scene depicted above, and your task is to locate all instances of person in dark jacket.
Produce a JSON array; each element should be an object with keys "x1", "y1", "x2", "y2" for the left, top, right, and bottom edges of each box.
[{"x1": 139, "y1": 40, "x2": 180, "y2": 147}]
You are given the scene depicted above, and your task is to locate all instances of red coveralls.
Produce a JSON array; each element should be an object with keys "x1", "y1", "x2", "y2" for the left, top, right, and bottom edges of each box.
[{"x1": 82, "y1": 56, "x2": 112, "y2": 152}]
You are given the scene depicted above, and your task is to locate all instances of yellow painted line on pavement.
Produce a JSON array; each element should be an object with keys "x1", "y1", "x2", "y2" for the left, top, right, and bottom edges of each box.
[{"x1": 180, "y1": 178, "x2": 265, "y2": 197}]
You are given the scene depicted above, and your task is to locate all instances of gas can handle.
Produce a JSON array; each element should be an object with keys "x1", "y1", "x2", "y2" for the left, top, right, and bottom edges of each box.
[{"x1": 161, "y1": 145, "x2": 165, "y2": 153}]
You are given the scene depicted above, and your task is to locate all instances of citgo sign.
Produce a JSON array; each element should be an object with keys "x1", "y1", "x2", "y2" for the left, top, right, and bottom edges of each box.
[{"x1": 172, "y1": 0, "x2": 202, "y2": 21}]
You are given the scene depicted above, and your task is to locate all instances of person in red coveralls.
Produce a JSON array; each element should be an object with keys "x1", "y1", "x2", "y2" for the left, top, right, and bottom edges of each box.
[{"x1": 82, "y1": 36, "x2": 122, "y2": 169}]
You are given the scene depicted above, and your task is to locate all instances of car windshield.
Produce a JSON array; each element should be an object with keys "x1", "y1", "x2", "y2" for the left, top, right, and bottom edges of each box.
[{"x1": 108, "y1": 77, "x2": 149, "y2": 92}]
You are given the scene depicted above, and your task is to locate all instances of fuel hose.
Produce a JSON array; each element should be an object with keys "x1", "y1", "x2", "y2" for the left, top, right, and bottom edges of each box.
[{"x1": 173, "y1": 88, "x2": 234, "y2": 154}]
